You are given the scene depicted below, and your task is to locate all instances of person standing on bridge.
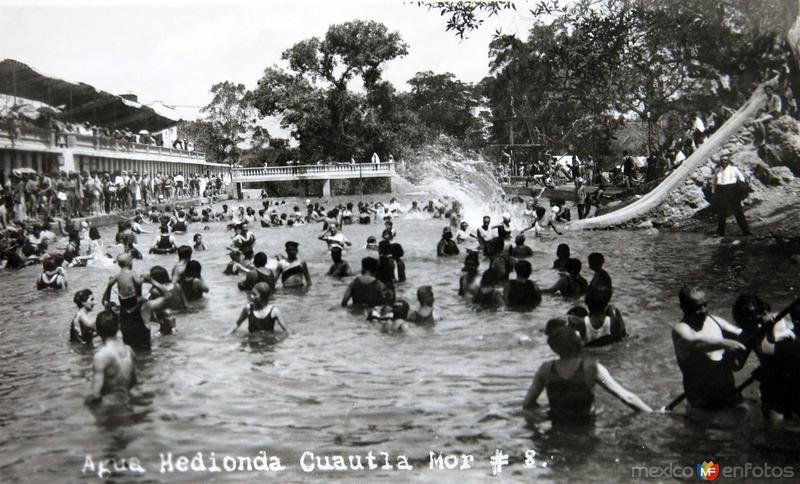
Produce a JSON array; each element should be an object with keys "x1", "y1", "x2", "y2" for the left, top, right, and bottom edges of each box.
[{"x1": 711, "y1": 155, "x2": 751, "y2": 237}]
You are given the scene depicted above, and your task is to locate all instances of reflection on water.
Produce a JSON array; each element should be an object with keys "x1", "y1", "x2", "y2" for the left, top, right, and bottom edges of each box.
[{"x1": 0, "y1": 198, "x2": 798, "y2": 482}]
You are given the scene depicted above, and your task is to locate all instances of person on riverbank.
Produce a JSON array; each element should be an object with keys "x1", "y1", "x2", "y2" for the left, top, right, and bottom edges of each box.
[
  {"x1": 70, "y1": 289, "x2": 96, "y2": 344},
  {"x1": 732, "y1": 294, "x2": 800, "y2": 423},
  {"x1": 523, "y1": 323, "x2": 652, "y2": 418},
  {"x1": 341, "y1": 257, "x2": 385, "y2": 307},
  {"x1": 232, "y1": 282, "x2": 287, "y2": 334},
  {"x1": 327, "y1": 246, "x2": 352, "y2": 278},
  {"x1": 504, "y1": 260, "x2": 542, "y2": 309},
  {"x1": 672, "y1": 286, "x2": 746, "y2": 410},
  {"x1": 84, "y1": 310, "x2": 136, "y2": 406},
  {"x1": 711, "y1": 155, "x2": 751, "y2": 237},
  {"x1": 275, "y1": 241, "x2": 311, "y2": 288}
]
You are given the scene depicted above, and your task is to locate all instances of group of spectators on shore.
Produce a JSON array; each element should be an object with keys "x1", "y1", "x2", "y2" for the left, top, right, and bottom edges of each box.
[{"x1": 0, "y1": 169, "x2": 228, "y2": 226}]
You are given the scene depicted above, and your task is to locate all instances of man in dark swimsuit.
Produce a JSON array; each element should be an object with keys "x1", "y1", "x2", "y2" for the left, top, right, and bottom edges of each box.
[
  {"x1": 342, "y1": 257, "x2": 385, "y2": 307},
  {"x1": 327, "y1": 246, "x2": 352, "y2": 278},
  {"x1": 239, "y1": 252, "x2": 276, "y2": 291},
  {"x1": 504, "y1": 260, "x2": 542, "y2": 309}
]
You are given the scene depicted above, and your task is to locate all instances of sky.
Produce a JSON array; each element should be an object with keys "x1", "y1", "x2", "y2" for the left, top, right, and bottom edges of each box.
[{"x1": 0, "y1": 0, "x2": 535, "y2": 122}]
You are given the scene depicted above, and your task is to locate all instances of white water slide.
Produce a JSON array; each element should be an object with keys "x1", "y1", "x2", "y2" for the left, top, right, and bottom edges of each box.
[{"x1": 565, "y1": 83, "x2": 769, "y2": 230}]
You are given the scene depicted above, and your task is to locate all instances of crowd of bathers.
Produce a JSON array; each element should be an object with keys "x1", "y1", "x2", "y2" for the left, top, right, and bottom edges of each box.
[{"x1": 15, "y1": 193, "x2": 799, "y2": 425}]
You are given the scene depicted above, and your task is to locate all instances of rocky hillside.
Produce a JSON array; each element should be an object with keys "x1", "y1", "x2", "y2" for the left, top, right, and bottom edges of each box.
[{"x1": 650, "y1": 115, "x2": 800, "y2": 242}]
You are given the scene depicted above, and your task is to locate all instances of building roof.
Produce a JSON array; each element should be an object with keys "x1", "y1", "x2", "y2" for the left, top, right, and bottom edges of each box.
[{"x1": 0, "y1": 59, "x2": 179, "y2": 132}]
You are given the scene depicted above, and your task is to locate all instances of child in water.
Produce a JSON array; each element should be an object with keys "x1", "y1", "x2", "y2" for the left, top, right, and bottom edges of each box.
[
  {"x1": 140, "y1": 266, "x2": 187, "y2": 335},
  {"x1": 522, "y1": 321, "x2": 652, "y2": 419},
  {"x1": 367, "y1": 287, "x2": 408, "y2": 332},
  {"x1": 407, "y1": 285, "x2": 436, "y2": 324},
  {"x1": 232, "y1": 282, "x2": 288, "y2": 334},
  {"x1": 36, "y1": 256, "x2": 67, "y2": 290},
  {"x1": 70, "y1": 289, "x2": 96, "y2": 344},
  {"x1": 223, "y1": 249, "x2": 251, "y2": 276},
  {"x1": 193, "y1": 233, "x2": 207, "y2": 251},
  {"x1": 85, "y1": 310, "x2": 137, "y2": 406}
]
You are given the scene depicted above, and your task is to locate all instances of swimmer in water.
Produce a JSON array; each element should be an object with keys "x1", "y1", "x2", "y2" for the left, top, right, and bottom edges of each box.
[
  {"x1": 365, "y1": 235, "x2": 378, "y2": 251},
  {"x1": 504, "y1": 260, "x2": 542, "y2": 310},
  {"x1": 437, "y1": 227, "x2": 460, "y2": 256},
  {"x1": 455, "y1": 221, "x2": 470, "y2": 243},
  {"x1": 140, "y1": 266, "x2": 187, "y2": 334},
  {"x1": 567, "y1": 290, "x2": 626, "y2": 347},
  {"x1": 319, "y1": 225, "x2": 351, "y2": 252},
  {"x1": 523, "y1": 322, "x2": 652, "y2": 418},
  {"x1": 150, "y1": 224, "x2": 178, "y2": 254},
  {"x1": 274, "y1": 241, "x2": 312, "y2": 288},
  {"x1": 232, "y1": 282, "x2": 288, "y2": 334},
  {"x1": 342, "y1": 257, "x2": 386, "y2": 307},
  {"x1": 367, "y1": 287, "x2": 407, "y2": 332},
  {"x1": 327, "y1": 246, "x2": 352, "y2": 278},
  {"x1": 459, "y1": 251, "x2": 481, "y2": 298},
  {"x1": 193, "y1": 233, "x2": 207, "y2": 251},
  {"x1": 36, "y1": 256, "x2": 67, "y2": 290},
  {"x1": 171, "y1": 245, "x2": 193, "y2": 284},
  {"x1": 224, "y1": 249, "x2": 251, "y2": 276},
  {"x1": 543, "y1": 258, "x2": 588, "y2": 298},
  {"x1": 101, "y1": 253, "x2": 149, "y2": 349},
  {"x1": 84, "y1": 310, "x2": 136, "y2": 406},
  {"x1": 510, "y1": 234, "x2": 534, "y2": 258},
  {"x1": 472, "y1": 216, "x2": 492, "y2": 250},
  {"x1": 586, "y1": 252, "x2": 612, "y2": 301},
  {"x1": 552, "y1": 243, "x2": 571, "y2": 271},
  {"x1": 238, "y1": 252, "x2": 276, "y2": 291},
  {"x1": 70, "y1": 289, "x2": 96, "y2": 344},
  {"x1": 407, "y1": 285, "x2": 436, "y2": 324}
]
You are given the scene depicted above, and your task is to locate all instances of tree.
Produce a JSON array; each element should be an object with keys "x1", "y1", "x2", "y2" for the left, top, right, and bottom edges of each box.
[
  {"x1": 249, "y1": 20, "x2": 411, "y2": 161},
  {"x1": 406, "y1": 71, "x2": 484, "y2": 143},
  {"x1": 200, "y1": 81, "x2": 258, "y2": 164}
]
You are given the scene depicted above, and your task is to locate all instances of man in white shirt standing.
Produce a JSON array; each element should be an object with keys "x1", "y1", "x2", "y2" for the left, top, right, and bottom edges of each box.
[{"x1": 711, "y1": 155, "x2": 750, "y2": 236}]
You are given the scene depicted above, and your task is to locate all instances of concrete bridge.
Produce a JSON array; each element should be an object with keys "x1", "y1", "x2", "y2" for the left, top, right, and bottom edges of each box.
[{"x1": 231, "y1": 162, "x2": 396, "y2": 196}]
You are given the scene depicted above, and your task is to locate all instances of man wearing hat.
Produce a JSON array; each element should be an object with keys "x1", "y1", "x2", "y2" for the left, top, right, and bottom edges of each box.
[
  {"x1": 275, "y1": 241, "x2": 312, "y2": 288},
  {"x1": 672, "y1": 286, "x2": 746, "y2": 409},
  {"x1": 711, "y1": 155, "x2": 751, "y2": 236}
]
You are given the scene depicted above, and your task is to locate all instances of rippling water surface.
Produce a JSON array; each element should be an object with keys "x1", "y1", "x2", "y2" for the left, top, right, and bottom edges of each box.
[{"x1": 1, "y1": 197, "x2": 798, "y2": 483}]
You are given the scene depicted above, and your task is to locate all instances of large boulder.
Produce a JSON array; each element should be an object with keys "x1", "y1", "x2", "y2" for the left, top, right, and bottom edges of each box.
[{"x1": 764, "y1": 115, "x2": 800, "y2": 175}]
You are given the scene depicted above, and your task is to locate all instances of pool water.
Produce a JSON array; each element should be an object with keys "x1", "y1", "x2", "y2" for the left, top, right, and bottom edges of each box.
[{"x1": 1, "y1": 197, "x2": 798, "y2": 483}]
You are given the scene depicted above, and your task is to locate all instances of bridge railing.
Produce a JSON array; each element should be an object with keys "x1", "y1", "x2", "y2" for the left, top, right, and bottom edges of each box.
[{"x1": 233, "y1": 162, "x2": 395, "y2": 179}]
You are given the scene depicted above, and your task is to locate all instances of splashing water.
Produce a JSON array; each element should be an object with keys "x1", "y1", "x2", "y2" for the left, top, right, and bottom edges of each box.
[{"x1": 401, "y1": 157, "x2": 531, "y2": 229}]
